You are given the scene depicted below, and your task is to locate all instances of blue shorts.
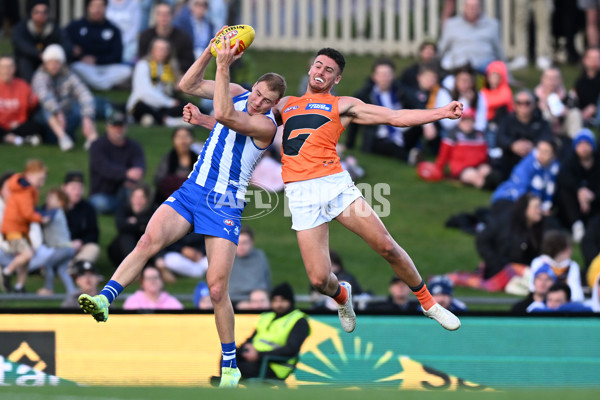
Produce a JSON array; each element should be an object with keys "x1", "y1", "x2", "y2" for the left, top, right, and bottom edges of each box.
[{"x1": 164, "y1": 181, "x2": 243, "y2": 244}]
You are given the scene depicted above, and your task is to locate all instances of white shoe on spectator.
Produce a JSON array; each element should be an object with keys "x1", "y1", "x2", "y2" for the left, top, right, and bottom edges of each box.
[
  {"x1": 572, "y1": 220, "x2": 585, "y2": 243},
  {"x1": 24, "y1": 135, "x2": 41, "y2": 146},
  {"x1": 508, "y1": 56, "x2": 528, "y2": 71},
  {"x1": 536, "y1": 56, "x2": 552, "y2": 70},
  {"x1": 58, "y1": 135, "x2": 74, "y2": 152}
]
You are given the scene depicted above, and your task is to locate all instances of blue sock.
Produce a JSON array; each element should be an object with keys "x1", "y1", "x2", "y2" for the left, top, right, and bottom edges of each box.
[
  {"x1": 221, "y1": 342, "x2": 237, "y2": 369},
  {"x1": 100, "y1": 280, "x2": 124, "y2": 304}
]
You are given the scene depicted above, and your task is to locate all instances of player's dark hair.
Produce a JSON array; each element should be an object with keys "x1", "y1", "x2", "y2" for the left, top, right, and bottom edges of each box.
[
  {"x1": 316, "y1": 48, "x2": 346, "y2": 74},
  {"x1": 256, "y1": 72, "x2": 287, "y2": 99},
  {"x1": 371, "y1": 58, "x2": 396, "y2": 73}
]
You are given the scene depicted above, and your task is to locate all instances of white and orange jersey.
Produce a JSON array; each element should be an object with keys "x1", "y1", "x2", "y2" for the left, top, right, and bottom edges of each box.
[{"x1": 280, "y1": 93, "x2": 345, "y2": 183}]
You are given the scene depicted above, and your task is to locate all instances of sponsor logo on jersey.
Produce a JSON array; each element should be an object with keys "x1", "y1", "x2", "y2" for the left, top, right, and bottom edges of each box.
[
  {"x1": 166, "y1": 196, "x2": 175, "y2": 202},
  {"x1": 305, "y1": 103, "x2": 332, "y2": 111},
  {"x1": 224, "y1": 219, "x2": 234, "y2": 226},
  {"x1": 284, "y1": 105, "x2": 299, "y2": 113}
]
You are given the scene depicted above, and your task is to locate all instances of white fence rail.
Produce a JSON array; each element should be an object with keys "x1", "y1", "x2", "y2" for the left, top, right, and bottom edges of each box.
[{"x1": 60, "y1": 0, "x2": 519, "y2": 57}]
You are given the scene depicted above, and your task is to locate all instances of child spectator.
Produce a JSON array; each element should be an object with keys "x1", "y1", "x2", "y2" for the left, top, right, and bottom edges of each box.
[
  {"x1": 511, "y1": 264, "x2": 557, "y2": 313},
  {"x1": 0, "y1": 159, "x2": 48, "y2": 293},
  {"x1": 123, "y1": 264, "x2": 183, "y2": 310},
  {"x1": 481, "y1": 60, "x2": 513, "y2": 147}
]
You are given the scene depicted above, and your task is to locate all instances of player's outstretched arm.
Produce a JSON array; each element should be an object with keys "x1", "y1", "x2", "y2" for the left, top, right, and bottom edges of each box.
[
  {"x1": 213, "y1": 37, "x2": 277, "y2": 148},
  {"x1": 183, "y1": 103, "x2": 217, "y2": 129},
  {"x1": 341, "y1": 97, "x2": 463, "y2": 127}
]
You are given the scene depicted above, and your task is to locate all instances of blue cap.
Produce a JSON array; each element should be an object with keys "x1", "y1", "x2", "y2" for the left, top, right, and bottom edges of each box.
[
  {"x1": 534, "y1": 263, "x2": 557, "y2": 282},
  {"x1": 573, "y1": 128, "x2": 596, "y2": 150},
  {"x1": 428, "y1": 275, "x2": 453, "y2": 296},
  {"x1": 193, "y1": 282, "x2": 210, "y2": 308}
]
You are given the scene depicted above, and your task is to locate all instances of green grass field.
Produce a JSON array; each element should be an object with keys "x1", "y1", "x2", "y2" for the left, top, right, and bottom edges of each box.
[{"x1": 0, "y1": 37, "x2": 586, "y2": 310}]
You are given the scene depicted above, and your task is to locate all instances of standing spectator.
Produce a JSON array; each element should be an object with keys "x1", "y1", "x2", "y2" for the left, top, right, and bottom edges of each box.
[
  {"x1": 229, "y1": 226, "x2": 272, "y2": 301},
  {"x1": 65, "y1": 0, "x2": 132, "y2": 91},
  {"x1": 126, "y1": 38, "x2": 184, "y2": 126},
  {"x1": 122, "y1": 264, "x2": 183, "y2": 310},
  {"x1": 61, "y1": 260, "x2": 102, "y2": 308},
  {"x1": 106, "y1": 0, "x2": 143, "y2": 65},
  {"x1": 108, "y1": 183, "x2": 155, "y2": 267},
  {"x1": 555, "y1": 129, "x2": 600, "y2": 242},
  {"x1": 0, "y1": 160, "x2": 48, "y2": 293},
  {"x1": 425, "y1": 275, "x2": 467, "y2": 312},
  {"x1": 235, "y1": 283, "x2": 310, "y2": 381},
  {"x1": 366, "y1": 276, "x2": 420, "y2": 312},
  {"x1": 11, "y1": 0, "x2": 67, "y2": 82},
  {"x1": 399, "y1": 40, "x2": 440, "y2": 89},
  {"x1": 154, "y1": 126, "x2": 198, "y2": 204},
  {"x1": 491, "y1": 90, "x2": 552, "y2": 187},
  {"x1": 88, "y1": 110, "x2": 145, "y2": 214},
  {"x1": 511, "y1": 264, "x2": 557, "y2": 313},
  {"x1": 62, "y1": 171, "x2": 100, "y2": 265},
  {"x1": 572, "y1": 47, "x2": 600, "y2": 127},
  {"x1": 174, "y1": 0, "x2": 216, "y2": 58},
  {"x1": 437, "y1": 0, "x2": 504, "y2": 72},
  {"x1": 31, "y1": 44, "x2": 98, "y2": 151},
  {"x1": 481, "y1": 60, "x2": 513, "y2": 147},
  {"x1": 579, "y1": 0, "x2": 600, "y2": 48},
  {"x1": 508, "y1": 0, "x2": 553, "y2": 71},
  {"x1": 0, "y1": 55, "x2": 43, "y2": 146},
  {"x1": 137, "y1": 2, "x2": 195, "y2": 72}
]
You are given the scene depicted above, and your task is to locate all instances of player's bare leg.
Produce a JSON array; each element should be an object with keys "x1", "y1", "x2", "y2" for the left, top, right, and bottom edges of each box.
[
  {"x1": 297, "y1": 225, "x2": 356, "y2": 332},
  {"x1": 335, "y1": 197, "x2": 460, "y2": 331}
]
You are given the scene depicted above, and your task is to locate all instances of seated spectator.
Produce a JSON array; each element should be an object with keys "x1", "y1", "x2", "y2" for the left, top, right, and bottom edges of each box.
[
  {"x1": 193, "y1": 281, "x2": 213, "y2": 310},
  {"x1": 122, "y1": 264, "x2": 184, "y2": 310},
  {"x1": 106, "y1": 0, "x2": 142, "y2": 65},
  {"x1": 399, "y1": 40, "x2": 440, "y2": 89},
  {"x1": 235, "y1": 283, "x2": 310, "y2": 381},
  {"x1": 11, "y1": 0, "x2": 67, "y2": 82},
  {"x1": 126, "y1": 38, "x2": 184, "y2": 126},
  {"x1": 174, "y1": 0, "x2": 216, "y2": 58},
  {"x1": 491, "y1": 138, "x2": 560, "y2": 218},
  {"x1": 555, "y1": 129, "x2": 600, "y2": 243},
  {"x1": 437, "y1": 0, "x2": 504, "y2": 72},
  {"x1": 366, "y1": 276, "x2": 420, "y2": 312},
  {"x1": 511, "y1": 264, "x2": 557, "y2": 313},
  {"x1": 61, "y1": 260, "x2": 102, "y2": 308},
  {"x1": 108, "y1": 183, "x2": 155, "y2": 267},
  {"x1": 490, "y1": 90, "x2": 552, "y2": 188},
  {"x1": 31, "y1": 44, "x2": 98, "y2": 151},
  {"x1": 36, "y1": 187, "x2": 76, "y2": 296},
  {"x1": 61, "y1": 171, "x2": 100, "y2": 265},
  {"x1": 529, "y1": 230, "x2": 584, "y2": 302},
  {"x1": 572, "y1": 47, "x2": 600, "y2": 128},
  {"x1": 435, "y1": 64, "x2": 488, "y2": 138},
  {"x1": 424, "y1": 275, "x2": 467, "y2": 312},
  {"x1": 420, "y1": 107, "x2": 489, "y2": 188},
  {"x1": 0, "y1": 160, "x2": 48, "y2": 293},
  {"x1": 89, "y1": 110, "x2": 146, "y2": 214},
  {"x1": 535, "y1": 67, "x2": 582, "y2": 138},
  {"x1": 229, "y1": 226, "x2": 272, "y2": 301},
  {"x1": 528, "y1": 282, "x2": 592, "y2": 312},
  {"x1": 236, "y1": 289, "x2": 271, "y2": 311},
  {"x1": 154, "y1": 127, "x2": 198, "y2": 204},
  {"x1": 137, "y1": 2, "x2": 195, "y2": 72},
  {"x1": 158, "y1": 233, "x2": 208, "y2": 282},
  {"x1": 65, "y1": 0, "x2": 132, "y2": 91},
  {"x1": 0, "y1": 55, "x2": 43, "y2": 146},
  {"x1": 481, "y1": 60, "x2": 513, "y2": 147}
]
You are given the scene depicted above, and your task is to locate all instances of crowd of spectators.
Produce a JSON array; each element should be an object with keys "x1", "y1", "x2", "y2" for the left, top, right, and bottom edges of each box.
[{"x1": 0, "y1": 0, "x2": 599, "y2": 314}]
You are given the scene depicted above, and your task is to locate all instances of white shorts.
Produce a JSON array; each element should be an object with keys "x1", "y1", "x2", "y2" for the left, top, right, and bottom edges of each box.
[{"x1": 284, "y1": 170, "x2": 363, "y2": 231}]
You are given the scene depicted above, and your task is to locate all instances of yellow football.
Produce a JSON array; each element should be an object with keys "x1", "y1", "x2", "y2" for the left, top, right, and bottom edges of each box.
[{"x1": 210, "y1": 25, "x2": 255, "y2": 57}]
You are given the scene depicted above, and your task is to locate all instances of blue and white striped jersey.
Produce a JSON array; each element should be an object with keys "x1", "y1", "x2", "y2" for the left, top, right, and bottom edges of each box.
[{"x1": 188, "y1": 91, "x2": 276, "y2": 200}]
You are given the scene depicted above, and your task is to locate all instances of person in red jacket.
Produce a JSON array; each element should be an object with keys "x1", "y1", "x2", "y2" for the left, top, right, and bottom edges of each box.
[
  {"x1": 0, "y1": 55, "x2": 42, "y2": 146},
  {"x1": 481, "y1": 60, "x2": 513, "y2": 148},
  {"x1": 0, "y1": 159, "x2": 48, "y2": 293}
]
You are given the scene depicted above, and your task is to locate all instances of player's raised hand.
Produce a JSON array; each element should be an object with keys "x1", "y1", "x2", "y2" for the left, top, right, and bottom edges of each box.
[
  {"x1": 213, "y1": 36, "x2": 242, "y2": 68},
  {"x1": 444, "y1": 101, "x2": 463, "y2": 120},
  {"x1": 183, "y1": 102, "x2": 204, "y2": 125}
]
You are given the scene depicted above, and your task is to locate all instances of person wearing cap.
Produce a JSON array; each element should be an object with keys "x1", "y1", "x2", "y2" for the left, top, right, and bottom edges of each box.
[
  {"x1": 31, "y1": 43, "x2": 98, "y2": 151},
  {"x1": 512, "y1": 263, "x2": 556, "y2": 313},
  {"x1": 62, "y1": 171, "x2": 100, "y2": 265},
  {"x1": 0, "y1": 54, "x2": 43, "y2": 147},
  {"x1": 426, "y1": 275, "x2": 467, "y2": 312},
  {"x1": 88, "y1": 110, "x2": 146, "y2": 214},
  {"x1": 235, "y1": 283, "x2": 310, "y2": 381},
  {"x1": 65, "y1": 0, "x2": 132, "y2": 91},
  {"x1": 555, "y1": 128, "x2": 600, "y2": 243},
  {"x1": 11, "y1": 0, "x2": 67, "y2": 82},
  {"x1": 61, "y1": 260, "x2": 103, "y2": 308}
]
